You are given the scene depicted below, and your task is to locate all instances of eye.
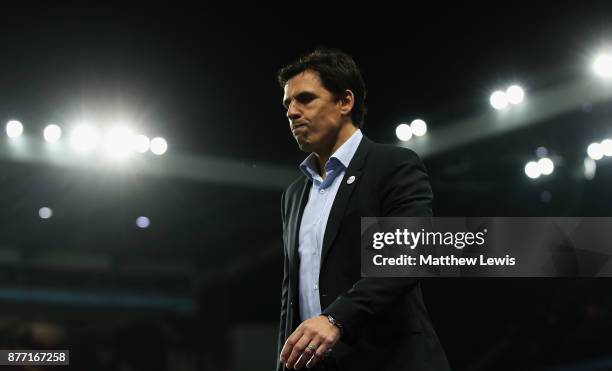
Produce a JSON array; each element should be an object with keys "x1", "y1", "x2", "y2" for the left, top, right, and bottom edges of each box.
[{"x1": 296, "y1": 93, "x2": 315, "y2": 104}]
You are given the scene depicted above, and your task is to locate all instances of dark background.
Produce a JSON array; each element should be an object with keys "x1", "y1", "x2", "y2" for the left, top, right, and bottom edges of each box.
[{"x1": 0, "y1": 3, "x2": 612, "y2": 370}]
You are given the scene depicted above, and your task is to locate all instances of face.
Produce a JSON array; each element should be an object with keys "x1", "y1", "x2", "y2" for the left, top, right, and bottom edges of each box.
[{"x1": 283, "y1": 70, "x2": 345, "y2": 153}]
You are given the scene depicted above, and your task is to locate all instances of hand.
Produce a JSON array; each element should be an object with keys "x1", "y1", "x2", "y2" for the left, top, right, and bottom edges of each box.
[{"x1": 279, "y1": 315, "x2": 341, "y2": 369}]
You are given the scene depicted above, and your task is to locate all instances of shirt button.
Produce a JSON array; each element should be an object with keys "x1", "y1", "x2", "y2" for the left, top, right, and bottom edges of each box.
[
  {"x1": 314, "y1": 284, "x2": 319, "y2": 290},
  {"x1": 319, "y1": 189, "x2": 325, "y2": 194}
]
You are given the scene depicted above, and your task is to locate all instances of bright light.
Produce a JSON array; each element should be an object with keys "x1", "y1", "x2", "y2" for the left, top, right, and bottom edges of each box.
[
  {"x1": 136, "y1": 216, "x2": 150, "y2": 229},
  {"x1": 70, "y1": 125, "x2": 98, "y2": 152},
  {"x1": 584, "y1": 157, "x2": 597, "y2": 180},
  {"x1": 600, "y1": 138, "x2": 612, "y2": 156},
  {"x1": 506, "y1": 85, "x2": 525, "y2": 105},
  {"x1": 537, "y1": 157, "x2": 554, "y2": 175},
  {"x1": 150, "y1": 137, "x2": 168, "y2": 155},
  {"x1": 410, "y1": 119, "x2": 427, "y2": 137},
  {"x1": 104, "y1": 127, "x2": 134, "y2": 158},
  {"x1": 593, "y1": 53, "x2": 612, "y2": 78},
  {"x1": 6, "y1": 120, "x2": 23, "y2": 138},
  {"x1": 38, "y1": 207, "x2": 53, "y2": 219},
  {"x1": 489, "y1": 90, "x2": 508, "y2": 110},
  {"x1": 587, "y1": 142, "x2": 604, "y2": 160},
  {"x1": 524, "y1": 161, "x2": 541, "y2": 179},
  {"x1": 132, "y1": 134, "x2": 150, "y2": 153},
  {"x1": 395, "y1": 123, "x2": 412, "y2": 141},
  {"x1": 43, "y1": 124, "x2": 62, "y2": 142}
]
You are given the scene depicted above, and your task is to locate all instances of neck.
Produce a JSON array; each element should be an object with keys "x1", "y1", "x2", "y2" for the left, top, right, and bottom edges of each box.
[{"x1": 315, "y1": 124, "x2": 358, "y2": 178}]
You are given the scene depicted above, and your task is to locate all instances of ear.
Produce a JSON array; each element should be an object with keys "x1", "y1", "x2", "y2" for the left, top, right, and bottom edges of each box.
[{"x1": 338, "y1": 89, "x2": 355, "y2": 117}]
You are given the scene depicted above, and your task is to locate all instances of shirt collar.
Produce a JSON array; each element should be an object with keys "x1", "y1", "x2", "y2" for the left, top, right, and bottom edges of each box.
[{"x1": 299, "y1": 129, "x2": 363, "y2": 181}]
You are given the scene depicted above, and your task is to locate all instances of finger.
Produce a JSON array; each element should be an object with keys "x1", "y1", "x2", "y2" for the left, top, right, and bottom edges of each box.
[
  {"x1": 293, "y1": 351, "x2": 309, "y2": 370},
  {"x1": 305, "y1": 352, "x2": 320, "y2": 369},
  {"x1": 306, "y1": 343, "x2": 329, "y2": 369},
  {"x1": 280, "y1": 328, "x2": 304, "y2": 363},
  {"x1": 294, "y1": 343, "x2": 317, "y2": 370},
  {"x1": 285, "y1": 334, "x2": 312, "y2": 369},
  {"x1": 279, "y1": 338, "x2": 295, "y2": 364}
]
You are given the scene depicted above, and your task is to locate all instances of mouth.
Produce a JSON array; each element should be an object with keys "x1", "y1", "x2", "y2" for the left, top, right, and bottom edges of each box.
[{"x1": 291, "y1": 123, "x2": 308, "y2": 135}]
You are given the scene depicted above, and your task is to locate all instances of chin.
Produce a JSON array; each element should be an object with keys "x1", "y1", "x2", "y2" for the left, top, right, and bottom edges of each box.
[
  {"x1": 296, "y1": 141, "x2": 314, "y2": 152},
  {"x1": 297, "y1": 142, "x2": 311, "y2": 152}
]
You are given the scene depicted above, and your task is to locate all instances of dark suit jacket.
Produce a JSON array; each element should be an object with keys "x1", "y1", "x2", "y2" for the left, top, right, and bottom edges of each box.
[{"x1": 277, "y1": 136, "x2": 450, "y2": 371}]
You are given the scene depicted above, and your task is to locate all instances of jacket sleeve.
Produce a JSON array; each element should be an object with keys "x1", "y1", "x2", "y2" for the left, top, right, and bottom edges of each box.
[
  {"x1": 321, "y1": 150, "x2": 433, "y2": 344},
  {"x1": 276, "y1": 191, "x2": 289, "y2": 371}
]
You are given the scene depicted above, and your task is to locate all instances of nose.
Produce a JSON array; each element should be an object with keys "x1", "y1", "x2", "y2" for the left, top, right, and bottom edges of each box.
[{"x1": 286, "y1": 102, "x2": 301, "y2": 121}]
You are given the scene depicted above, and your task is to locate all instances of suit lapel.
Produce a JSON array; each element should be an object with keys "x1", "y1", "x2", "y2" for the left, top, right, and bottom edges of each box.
[
  {"x1": 320, "y1": 136, "x2": 371, "y2": 268},
  {"x1": 288, "y1": 177, "x2": 311, "y2": 268}
]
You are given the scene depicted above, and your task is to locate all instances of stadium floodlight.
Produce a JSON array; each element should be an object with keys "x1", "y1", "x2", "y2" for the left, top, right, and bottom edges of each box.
[
  {"x1": 103, "y1": 126, "x2": 134, "y2": 158},
  {"x1": 410, "y1": 119, "x2": 427, "y2": 137},
  {"x1": 38, "y1": 207, "x2": 53, "y2": 219},
  {"x1": 506, "y1": 85, "x2": 525, "y2": 105},
  {"x1": 43, "y1": 124, "x2": 62, "y2": 142},
  {"x1": 150, "y1": 137, "x2": 168, "y2": 155},
  {"x1": 600, "y1": 138, "x2": 612, "y2": 157},
  {"x1": 136, "y1": 216, "x2": 150, "y2": 229},
  {"x1": 395, "y1": 123, "x2": 412, "y2": 141},
  {"x1": 489, "y1": 90, "x2": 508, "y2": 110},
  {"x1": 537, "y1": 157, "x2": 554, "y2": 175},
  {"x1": 6, "y1": 120, "x2": 23, "y2": 138},
  {"x1": 587, "y1": 142, "x2": 604, "y2": 160},
  {"x1": 132, "y1": 134, "x2": 150, "y2": 153},
  {"x1": 593, "y1": 53, "x2": 612, "y2": 78},
  {"x1": 70, "y1": 124, "x2": 98, "y2": 152},
  {"x1": 524, "y1": 161, "x2": 541, "y2": 179}
]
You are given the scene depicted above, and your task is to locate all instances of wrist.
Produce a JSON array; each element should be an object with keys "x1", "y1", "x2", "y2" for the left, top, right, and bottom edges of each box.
[{"x1": 326, "y1": 315, "x2": 343, "y2": 335}]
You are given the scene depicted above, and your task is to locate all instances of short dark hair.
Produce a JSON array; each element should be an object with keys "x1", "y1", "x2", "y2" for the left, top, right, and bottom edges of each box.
[{"x1": 277, "y1": 48, "x2": 367, "y2": 128}]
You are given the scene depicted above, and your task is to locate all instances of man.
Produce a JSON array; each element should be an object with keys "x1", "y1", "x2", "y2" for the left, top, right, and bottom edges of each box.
[{"x1": 277, "y1": 49, "x2": 450, "y2": 371}]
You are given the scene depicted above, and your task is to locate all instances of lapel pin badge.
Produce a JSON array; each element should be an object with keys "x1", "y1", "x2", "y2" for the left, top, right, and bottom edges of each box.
[{"x1": 347, "y1": 175, "x2": 356, "y2": 184}]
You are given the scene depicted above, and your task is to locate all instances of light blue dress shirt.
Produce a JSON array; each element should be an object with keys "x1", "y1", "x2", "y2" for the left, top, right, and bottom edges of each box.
[{"x1": 297, "y1": 129, "x2": 363, "y2": 321}]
